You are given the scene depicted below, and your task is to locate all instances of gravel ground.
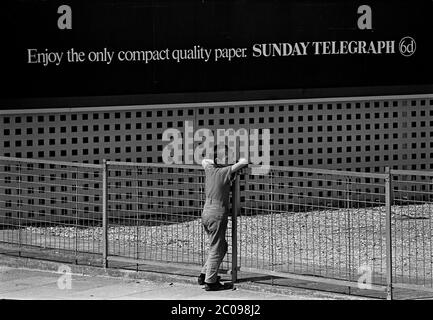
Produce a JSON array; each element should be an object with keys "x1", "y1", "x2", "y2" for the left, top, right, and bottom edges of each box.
[{"x1": 3, "y1": 203, "x2": 433, "y2": 286}]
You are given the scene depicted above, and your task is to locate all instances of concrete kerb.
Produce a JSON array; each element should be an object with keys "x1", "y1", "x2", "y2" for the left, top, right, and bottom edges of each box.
[
  {"x1": 0, "y1": 253, "x2": 195, "y2": 285},
  {"x1": 0, "y1": 253, "x2": 372, "y2": 300}
]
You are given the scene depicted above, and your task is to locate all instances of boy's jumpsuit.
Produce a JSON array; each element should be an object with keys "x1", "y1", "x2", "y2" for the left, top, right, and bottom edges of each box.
[{"x1": 200, "y1": 160, "x2": 233, "y2": 284}]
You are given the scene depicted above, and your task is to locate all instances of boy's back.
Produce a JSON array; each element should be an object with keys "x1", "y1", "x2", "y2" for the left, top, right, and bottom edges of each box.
[{"x1": 204, "y1": 163, "x2": 232, "y2": 211}]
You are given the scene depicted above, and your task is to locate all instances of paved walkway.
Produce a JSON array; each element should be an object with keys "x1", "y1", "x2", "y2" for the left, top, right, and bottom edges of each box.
[{"x1": 0, "y1": 266, "x2": 322, "y2": 300}]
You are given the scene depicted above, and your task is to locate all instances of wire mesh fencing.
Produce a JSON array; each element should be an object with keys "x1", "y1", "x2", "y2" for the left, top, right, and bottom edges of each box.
[
  {"x1": 1, "y1": 155, "x2": 433, "y2": 297},
  {"x1": 0, "y1": 156, "x2": 103, "y2": 256},
  {"x1": 238, "y1": 166, "x2": 390, "y2": 290},
  {"x1": 390, "y1": 170, "x2": 433, "y2": 291},
  {"x1": 104, "y1": 161, "x2": 236, "y2": 273}
]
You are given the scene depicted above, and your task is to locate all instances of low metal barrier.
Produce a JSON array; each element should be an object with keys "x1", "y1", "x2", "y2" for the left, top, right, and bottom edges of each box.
[
  {"x1": 0, "y1": 156, "x2": 103, "y2": 261},
  {"x1": 102, "y1": 160, "x2": 236, "y2": 275},
  {"x1": 1, "y1": 155, "x2": 433, "y2": 299},
  {"x1": 238, "y1": 166, "x2": 391, "y2": 296},
  {"x1": 390, "y1": 169, "x2": 433, "y2": 293}
]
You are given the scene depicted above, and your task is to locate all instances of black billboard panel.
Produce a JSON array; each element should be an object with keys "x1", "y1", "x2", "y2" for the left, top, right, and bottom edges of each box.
[{"x1": 1, "y1": 0, "x2": 432, "y2": 108}]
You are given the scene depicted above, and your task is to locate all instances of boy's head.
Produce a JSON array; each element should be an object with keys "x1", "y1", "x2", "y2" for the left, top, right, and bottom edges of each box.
[{"x1": 213, "y1": 144, "x2": 230, "y2": 165}]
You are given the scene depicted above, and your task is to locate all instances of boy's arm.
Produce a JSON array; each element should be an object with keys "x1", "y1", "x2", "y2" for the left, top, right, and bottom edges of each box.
[
  {"x1": 202, "y1": 158, "x2": 214, "y2": 169},
  {"x1": 230, "y1": 158, "x2": 249, "y2": 174}
]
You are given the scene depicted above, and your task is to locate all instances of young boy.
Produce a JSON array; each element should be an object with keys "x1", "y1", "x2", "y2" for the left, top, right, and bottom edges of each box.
[{"x1": 198, "y1": 144, "x2": 248, "y2": 291}]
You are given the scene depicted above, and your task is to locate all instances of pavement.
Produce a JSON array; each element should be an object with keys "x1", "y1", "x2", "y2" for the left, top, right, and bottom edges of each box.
[
  {"x1": 1, "y1": 247, "x2": 433, "y2": 300},
  {"x1": 0, "y1": 266, "x2": 326, "y2": 300},
  {"x1": 1, "y1": 248, "x2": 375, "y2": 300}
]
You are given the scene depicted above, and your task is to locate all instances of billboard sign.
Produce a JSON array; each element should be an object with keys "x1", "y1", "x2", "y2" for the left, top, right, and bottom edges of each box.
[{"x1": 1, "y1": 0, "x2": 432, "y2": 108}]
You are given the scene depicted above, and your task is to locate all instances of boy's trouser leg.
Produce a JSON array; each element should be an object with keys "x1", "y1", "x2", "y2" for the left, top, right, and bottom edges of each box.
[{"x1": 201, "y1": 213, "x2": 228, "y2": 283}]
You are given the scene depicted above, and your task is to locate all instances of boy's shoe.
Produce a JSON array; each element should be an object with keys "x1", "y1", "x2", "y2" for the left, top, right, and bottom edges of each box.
[
  {"x1": 197, "y1": 273, "x2": 220, "y2": 285},
  {"x1": 204, "y1": 281, "x2": 225, "y2": 291},
  {"x1": 204, "y1": 281, "x2": 233, "y2": 291}
]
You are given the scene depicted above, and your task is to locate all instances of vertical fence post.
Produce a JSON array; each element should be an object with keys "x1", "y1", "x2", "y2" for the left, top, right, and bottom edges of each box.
[
  {"x1": 17, "y1": 163, "x2": 22, "y2": 256},
  {"x1": 135, "y1": 165, "x2": 140, "y2": 269},
  {"x1": 345, "y1": 177, "x2": 352, "y2": 294},
  {"x1": 74, "y1": 167, "x2": 79, "y2": 264},
  {"x1": 231, "y1": 174, "x2": 240, "y2": 283},
  {"x1": 385, "y1": 166, "x2": 393, "y2": 300},
  {"x1": 102, "y1": 159, "x2": 108, "y2": 269},
  {"x1": 270, "y1": 170, "x2": 274, "y2": 272}
]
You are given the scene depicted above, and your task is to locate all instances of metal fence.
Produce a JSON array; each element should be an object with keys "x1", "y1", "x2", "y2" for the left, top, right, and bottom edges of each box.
[
  {"x1": 0, "y1": 156, "x2": 103, "y2": 261},
  {"x1": 0, "y1": 156, "x2": 236, "y2": 275},
  {"x1": 103, "y1": 160, "x2": 236, "y2": 274},
  {"x1": 1, "y1": 155, "x2": 433, "y2": 299},
  {"x1": 239, "y1": 168, "x2": 389, "y2": 287},
  {"x1": 390, "y1": 170, "x2": 433, "y2": 292}
]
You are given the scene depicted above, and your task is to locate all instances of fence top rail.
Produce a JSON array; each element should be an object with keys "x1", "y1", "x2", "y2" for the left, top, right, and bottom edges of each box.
[
  {"x1": 249, "y1": 165, "x2": 388, "y2": 179},
  {"x1": 0, "y1": 156, "x2": 103, "y2": 169},
  {"x1": 106, "y1": 161, "x2": 387, "y2": 179},
  {"x1": 106, "y1": 160, "x2": 202, "y2": 170},
  {"x1": 1, "y1": 156, "x2": 429, "y2": 178},
  {"x1": 391, "y1": 169, "x2": 433, "y2": 177}
]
